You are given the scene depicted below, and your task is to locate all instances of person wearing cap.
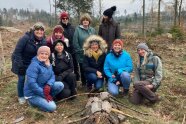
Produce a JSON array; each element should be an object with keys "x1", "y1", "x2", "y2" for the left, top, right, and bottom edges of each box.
[
  {"x1": 130, "y1": 43, "x2": 162, "y2": 105},
  {"x1": 11, "y1": 22, "x2": 46, "y2": 104},
  {"x1": 98, "y1": 6, "x2": 121, "y2": 51},
  {"x1": 82, "y1": 35, "x2": 107, "y2": 92},
  {"x1": 73, "y1": 13, "x2": 96, "y2": 87},
  {"x1": 51, "y1": 39, "x2": 77, "y2": 100},
  {"x1": 59, "y1": 11, "x2": 80, "y2": 81},
  {"x1": 24, "y1": 46, "x2": 64, "y2": 112},
  {"x1": 104, "y1": 39, "x2": 133, "y2": 96}
]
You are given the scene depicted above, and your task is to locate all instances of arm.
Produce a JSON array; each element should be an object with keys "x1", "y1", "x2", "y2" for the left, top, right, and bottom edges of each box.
[
  {"x1": 47, "y1": 68, "x2": 55, "y2": 87},
  {"x1": 26, "y1": 63, "x2": 45, "y2": 97},
  {"x1": 115, "y1": 23, "x2": 121, "y2": 39},
  {"x1": 152, "y1": 56, "x2": 163, "y2": 88},
  {"x1": 83, "y1": 56, "x2": 97, "y2": 73},
  {"x1": 98, "y1": 25, "x2": 102, "y2": 36}
]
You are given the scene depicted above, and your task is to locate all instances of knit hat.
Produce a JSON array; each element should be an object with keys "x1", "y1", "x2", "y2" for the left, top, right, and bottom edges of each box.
[
  {"x1": 60, "y1": 11, "x2": 69, "y2": 19},
  {"x1": 112, "y1": 39, "x2": 123, "y2": 48},
  {"x1": 53, "y1": 39, "x2": 67, "y2": 50},
  {"x1": 37, "y1": 46, "x2": 51, "y2": 56},
  {"x1": 103, "y1": 6, "x2": 116, "y2": 18},
  {"x1": 33, "y1": 22, "x2": 45, "y2": 31},
  {"x1": 137, "y1": 43, "x2": 149, "y2": 51},
  {"x1": 53, "y1": 25, "x2": 64, "y2": 34}
]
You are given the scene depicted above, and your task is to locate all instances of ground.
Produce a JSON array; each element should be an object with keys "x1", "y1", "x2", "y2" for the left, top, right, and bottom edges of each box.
[{"x1": 0, "y1": 23, "x2": 186, "y2": 124}]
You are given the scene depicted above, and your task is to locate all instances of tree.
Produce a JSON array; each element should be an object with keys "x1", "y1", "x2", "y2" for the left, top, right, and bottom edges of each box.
[
  {"x1": 178, "y1": 0, "x2": 183, "y2": 26},
  {"x1": 57, "y1": 0, "x2": 93, "y2": 19},
  {"x1": 174, "y1": 0, "x2": 178, "y2": 26},
  {"x1": 0, "y1": 15, "x2": 3, "y2": 26},
  {"x1": 157, "y1": 0, "x2": 161, "y2": 30}
]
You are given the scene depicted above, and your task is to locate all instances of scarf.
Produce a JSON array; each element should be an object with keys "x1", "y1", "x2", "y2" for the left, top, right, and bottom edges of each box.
[{"x1": 92, "y1": 51, "x2": 100, "y2": 62}]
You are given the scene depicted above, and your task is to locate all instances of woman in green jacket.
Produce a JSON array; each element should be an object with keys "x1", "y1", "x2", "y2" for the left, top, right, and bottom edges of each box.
[{"x1": 73, "y1": 13, "x2": 96, "y2": 87}]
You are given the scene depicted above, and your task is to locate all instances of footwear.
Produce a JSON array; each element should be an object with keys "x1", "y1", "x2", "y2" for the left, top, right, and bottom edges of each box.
[
  {"x1": 123, "y1": 89, "x2": 129, "y2": 96},
  {"x1": 18, "y1": 97, "x2": 26, "y2": 104}
]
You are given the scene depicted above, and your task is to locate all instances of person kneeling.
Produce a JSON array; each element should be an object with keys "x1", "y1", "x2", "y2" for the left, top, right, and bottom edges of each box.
[{"x1": 24, "y1": 46, "x2": 64, "y2": 112}]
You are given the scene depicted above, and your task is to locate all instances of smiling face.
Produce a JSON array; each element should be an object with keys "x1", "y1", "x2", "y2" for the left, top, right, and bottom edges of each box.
[
  {"x1": 61, "y1": 17, "x2": 69, "y2": 25},
  {"x1": 55, "y1": 43, "x2": 64, "y2": 53},
  {"x1": 90, "y1": 42, "x2": 99, "y2": 52},
  {"x1": 34, "y1": 28, "x2": 44, "y2": 40},
  {"x1": 54, "y1": 31, "x2": 63, "y2": 39},
  {"x1": 82, "y1": 19, "x2": 90, "y2": 27},
  {"x1": 37, "y1": 52, "x2": 49, "y2": 62},
  {"x1": 137, "y1": 48, "x2": 146, "y2": 57},
  {"x1": 113, "y1": 43, "x2": 122, "y2": 53}
]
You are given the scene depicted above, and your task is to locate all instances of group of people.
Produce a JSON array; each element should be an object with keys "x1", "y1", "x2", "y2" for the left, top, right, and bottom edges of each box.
[{"x1": 11, "y1": 6, "x2": 163, "y2": 112}]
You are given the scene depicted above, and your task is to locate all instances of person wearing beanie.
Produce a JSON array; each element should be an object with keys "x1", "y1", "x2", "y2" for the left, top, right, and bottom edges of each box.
[
  {"x1": 50, "y1": 39, "x2": 77, "y2": 100},
  {"x1": 11, "y1": 22, "x2": 46, "y2": 104},
  {"x1": 98, "y1": 6, "x2": 121, "y2": 50},
  {"x1": 104, "y1": 39, "x2": 133, "y2": 96},
  {"x1": 82, "y1": 35, "x2": 107, "y2": 92},
  {"x1": 73, "y1": 13, "x2": 96, "y2": 87},
  {"x1": 59, "y1": 11, "x2": 80, "y2": 81},
  {"x1": 130, "y1": 43, "x2": 162, "y2": 105},
  {"x1": 24, "y1": 46, "x2": 64, "y2": 112}
]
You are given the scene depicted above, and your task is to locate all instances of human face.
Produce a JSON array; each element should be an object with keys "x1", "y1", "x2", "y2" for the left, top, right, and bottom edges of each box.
[
  {"x1": 61, "y1": 17, "x2": 69, "y2": 25},
  {"x1": 38, "y1": 52, "x2": 49, "y2": 62},
  {"x1": 34, "y1": 29, "x2": 44, "y2": 40},
  {"x1": 55, "y1": 43, "x2": 64, "y2": 53},
  {"x1": 113, "y1": 43, "x2": 122, "y2": 53},
  {"x1": 54, "y1": 32, "x2": 63, "y2": 39},
  {"x1": 137, "y1": 48, "x2": 146, "y2": 57},
  {"x1": 90, "y1": 42, "x2": 99, "y2": 52},
  {"x1": 82, "y1": 19, "x2": 90, "y2": 28}
]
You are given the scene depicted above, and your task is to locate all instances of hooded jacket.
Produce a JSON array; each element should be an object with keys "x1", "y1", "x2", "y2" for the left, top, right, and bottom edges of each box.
[{"x1": 82, "y1": 35, "x2": 107, "y2": 74}]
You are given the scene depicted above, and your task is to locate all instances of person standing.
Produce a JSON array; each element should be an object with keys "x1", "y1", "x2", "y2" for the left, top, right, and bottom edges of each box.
[
  {"x1": 104, "y1": 39, "x2": 133, "y2": 96},
  {"x1": 11, "y1": 22, "x2": 46, "y2": 104},
  {"x1": 73, "y1": 13, "x2": 96, "y2": 87},
  {"x1": 98, "y1": 6, "x2": 121, "y2": 51},
  {"x1": 130, "y1": 43, "x2": 162, "y2": 104},
  {"x1": 83, "y1": 35, "x2": 107, "y2": 91},
  {"x1": 24, "y1": 46, "x2": 64, "y2": 112},
  {"x1": 59, "y1": 11, "x2": 80, "y2": 81}
]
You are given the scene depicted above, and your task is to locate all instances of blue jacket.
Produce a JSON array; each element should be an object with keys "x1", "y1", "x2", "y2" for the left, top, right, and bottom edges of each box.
[
  {"x1": 104, "y1": 50, "x2": 133, "y2": 82},
  {"x1": 24, "y1": 57, "x2": 55, "y2": 98},
  {"x1": 11, "y1": 30, "x2": 46, "y2": 75}
]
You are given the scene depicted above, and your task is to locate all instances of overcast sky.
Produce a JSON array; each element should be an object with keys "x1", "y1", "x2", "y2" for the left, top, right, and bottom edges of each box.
[{"x1": 0, "y1": 0, "x2": 185, "y2": 16}]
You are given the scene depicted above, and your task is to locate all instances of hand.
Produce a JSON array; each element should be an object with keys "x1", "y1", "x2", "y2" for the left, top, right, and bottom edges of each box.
[
  {"x1": 18, "y1": 67, "x2": 26, "y2": 75},
  {"x1": 44, "y1": 85, "x2": 52, "y2": 102},
  {"x1": 112, "y1": 75, "x2": 116, "y2": 78},
  {"x1": 145, "y1": 85, "x2": 153, "y2": 89},
  {"x1": 115, "y1": 81, "x2": 120, "y2": 86},
  {"x1": 96, "y1": 71, "x2": 102, "y2": 78}
]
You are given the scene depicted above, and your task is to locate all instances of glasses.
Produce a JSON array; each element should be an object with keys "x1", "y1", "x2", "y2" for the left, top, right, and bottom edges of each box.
[{"x1": 62, "y1": 18, "x2": 68, "y2": 20}]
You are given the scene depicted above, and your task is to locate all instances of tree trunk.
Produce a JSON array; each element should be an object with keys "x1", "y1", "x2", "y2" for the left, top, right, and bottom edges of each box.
[
  {"x1": 178, "y1": 0, "x2": 183, "y2": 26},
  {"x1": 174, "y1": 0, "x2": 178, "y2": 26},
  {"x1": 0, "y1": 33, "x2": 6, "y2": 75},
  {"x1": 142, "y1": 0, "x2": 145, "y2": 37},
  {"x1": 157, "y1": 0, "x2": 161, "y2": 29}
]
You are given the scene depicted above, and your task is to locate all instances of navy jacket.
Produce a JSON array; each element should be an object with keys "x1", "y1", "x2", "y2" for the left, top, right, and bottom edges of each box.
[{"x1": 11, "y1": 30, "x2": 46, "y2": 75}]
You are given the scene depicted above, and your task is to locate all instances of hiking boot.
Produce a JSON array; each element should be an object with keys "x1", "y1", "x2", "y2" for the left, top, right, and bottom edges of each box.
[{"x1": 18, "y1": 97, "x2": 26, "y2": 105}]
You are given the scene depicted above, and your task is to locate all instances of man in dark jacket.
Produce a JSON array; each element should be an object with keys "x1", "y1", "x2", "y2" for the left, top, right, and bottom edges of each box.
[
  {"x1": 98, "y1": 6, "x2": 121, "y2": 51},
  {"x1": 59, "y1": 11, "x2": 80, "y2": 81},
  {"x1": 11, "y1": 22, "x2": 46, "y2": 104}
]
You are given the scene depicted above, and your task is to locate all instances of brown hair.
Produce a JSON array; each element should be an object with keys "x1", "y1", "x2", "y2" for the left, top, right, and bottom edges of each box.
[{"x1": 80, "y1": 13, "x2": 92, "y2": 25}]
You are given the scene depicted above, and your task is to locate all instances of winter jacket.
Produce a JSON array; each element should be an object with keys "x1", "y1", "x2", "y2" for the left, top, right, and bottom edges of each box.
[
  {"x1": 24, "y1": 57, "x2": 55, "y2": 98},
  {"x1": 11, "y1": 30, "x2": 46, "y2": 75},
  {"x1": 83, "y1": 35, "x2": 107, "y2": 74},
  {"x1": 98, "y1": 19, "x2": 120, "y2": 50},
  {"x1": 52, "y1": 51, "x2": 74, "y2": 80},
  {"x1": 134, "y1": 51, "x2": 163, "y2": 90},
  {"x1": 104, "y1": 50, "x2": 133, "y2": 83},
  {"x1": 73, "y1": 25, "x2": 96, "y2": 63},
  {"x1": 60, "y1": 22, "x2": 75, "y2": 54}
]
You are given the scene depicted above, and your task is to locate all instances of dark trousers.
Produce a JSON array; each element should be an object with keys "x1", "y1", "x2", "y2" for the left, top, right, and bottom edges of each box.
[
  {"x1": 72, "y1": 53, "x2": 80, "y2": 81},
  {"x1": 130, "y1": 81, "x2": 158, "y2": 104},
  {"x1": 55, "y1": 73, "x2": 77, "y2": 100},
  {"x1": 79, "y1": 63, "x2": 86, "y2": 86}
]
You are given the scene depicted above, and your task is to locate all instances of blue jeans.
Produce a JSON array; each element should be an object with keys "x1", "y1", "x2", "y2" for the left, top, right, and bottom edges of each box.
[
  {"x1": 85, "y1": 73, "x2": 103, "y2": 90},
  {"x1": 17, "y1": 75, "x2": 26, "y2": 97},
  {"x1": 108, "y1": 72, "x2": 131, "y2": 95},
  {"x1": 27, "y1": 81, "x2": 64, "y2": 112}
]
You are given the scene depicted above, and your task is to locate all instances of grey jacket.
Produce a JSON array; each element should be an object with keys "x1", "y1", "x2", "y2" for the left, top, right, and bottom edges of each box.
[{"x1": 134, "y1": 51, "x2": 163, "y2": 90}]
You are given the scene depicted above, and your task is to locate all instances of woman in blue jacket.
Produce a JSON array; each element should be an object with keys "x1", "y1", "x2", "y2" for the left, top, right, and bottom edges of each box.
[
  {"x1": 104, "y1": 39, "x2": 133, "y2": 96},
  {"x1": 83, "y1": 35, "x2": 107, "y2": 91},
  {"x1": 24, "y1": 46, "x2": 64, "y2": 112},
  {"x1": 11, "y1": 22, "x2": 46, "y2": 104}
]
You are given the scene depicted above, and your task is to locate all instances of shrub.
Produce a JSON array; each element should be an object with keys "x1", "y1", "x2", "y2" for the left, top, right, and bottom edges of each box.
[{"x1": 169, "y1": 26, "x2": 184, "y2": 41}]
